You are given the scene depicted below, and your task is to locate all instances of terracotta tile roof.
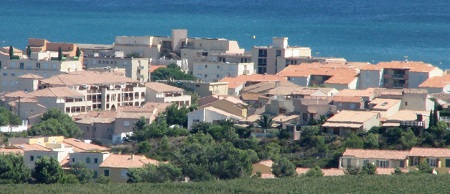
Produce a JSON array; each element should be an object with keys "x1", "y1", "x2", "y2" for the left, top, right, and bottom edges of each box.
[
  {"x1": 326, "y1": 110, "x2": 379, "y2": 123},
  {"x1": 73, "y1": 111, "x2": 117, "y2": 120},
  {"x1": 14, "y1": 143, "x2": 51, "y2": 151},
  {"x1": 240, "y1": 93, "x2": 262, "y2": 101},
  {"x1": 0, "y1": 148, "x2": 24, "y2": 155},
  {"x1": 145, "y1": 82, "x2": 184, "y2": 93},
  {"x1": 18, "y1": 73, "x2": 43, "y2": 79},
  {"x1": 219, "y1": 74, "x2": 286, "y2": 89},
  {"x1": 409, "y1": 147, "x2": 450, "y2": 158},
  {"x1": 100, "y1": 154, "x2": 160, "y2": 168},
  {"x1": 199, "y1": 95, "x2": 247, "y2": 109},
  {"x1": 260, "y1": 173, "x2": 275, "y2": 179},
  {"x1": 431, "y1": 93, "x2": 450, "y2": 103},
  {"x1": 322, "y1": 123, "x2": 363, "y2": 128},
  {"x1": 343, "y1": 149, "x2": 409, "y2": 160},
  {"x1": 29, "y1": 87, "x2": 84, "y2": 98},
  {"x1": 333, "y1": 96, "x2": 362, "y2": 103},
  {"x1": 3, "y1": 91, "x2": 34, "y2": 98},
  {"x1": 75, "y1": 117, "x2": 115, "y2": 124},
  {"x1": 336, "y1": 88, "x2": 376, "y2": 98},
  {"x1": 386, "y1": 110, "x2": 428, "y2": 122},
  {"x1": 273, "y1": 114, "x2": 299, "y2": 123},
  {"x1": 149, "y1": 65, "x2": 166, "y2": 73},
  {"x1": 361, "y1": 61, "x2": 439, "y2": 73},
  {"x1": 63, "y1": 138, "x2": 110, "y2": 152},
  {"x1": 419, "y1": 74, "x2": 450, "y2": 88},
  {"x1": 40, "y1": 71, "x2": 139, "y2": 86},
  {"x1": 115, "y1": 102, "x2": 171, "y2": 119},
  {"x1": 202, "y1": 107, "x2": 243, "y2": 119},
  {"x1": 369, "y1": 98, "x2": 401, "y2": 110},
  {"x1": 241, "y1": 81, "x2": 297, "y2": 94},
  {"x1": 276, "y1": 63, "x2": 359, "y2": 84}
]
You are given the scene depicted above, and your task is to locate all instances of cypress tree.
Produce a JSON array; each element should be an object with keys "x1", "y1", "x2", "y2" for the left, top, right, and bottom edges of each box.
[
  {"x1": 58, "y1": 47, "x2": 62, "y2": 61},
  {"x1": 27, "y1": 45, "x2": 31, "y2": 57},
  {"x1": 9, "y1": 46, "x2": 13, "y2": 59},
  {"x1": 76, "y1": 47, "x2": 81, "y2": 57}
]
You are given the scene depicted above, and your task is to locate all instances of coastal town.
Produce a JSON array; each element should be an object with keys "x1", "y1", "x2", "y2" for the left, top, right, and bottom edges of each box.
[{"x1": 1, "y1": 28, "x2": 450, "y2": 183}]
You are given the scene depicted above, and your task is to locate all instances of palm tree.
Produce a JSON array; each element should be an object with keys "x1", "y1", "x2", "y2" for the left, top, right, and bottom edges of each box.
[{"x1": 257, "y1": 114, "x2": 274, "y2": 129}]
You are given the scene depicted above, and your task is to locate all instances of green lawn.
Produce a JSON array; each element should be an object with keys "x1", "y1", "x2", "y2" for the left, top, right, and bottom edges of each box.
[{"x1": 2, "y1": 175, "x2": 450, "y2": 193}]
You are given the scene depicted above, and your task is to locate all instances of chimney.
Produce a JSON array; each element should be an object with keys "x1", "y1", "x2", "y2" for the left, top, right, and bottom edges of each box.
[{"x1": 131, "y1": 154, "x2": 135, "y2": 160}]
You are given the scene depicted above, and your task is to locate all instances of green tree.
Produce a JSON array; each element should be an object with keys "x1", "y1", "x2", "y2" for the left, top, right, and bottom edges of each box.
[
  {"x1": 151, "y1": 64, "x2": 197, "y2": 81},
  {"x1": 60, "y1": 174, "x2": 79, "y2": 184},
  {"x1": 165, "y1": 104, "x2": 189, "y2": 127},
  {"x1": 32, "y1": 156, "x2": 64, "y2": 184},
  {"x1": 96, "y1": 175, "x2": 110, "y2": 184},
  {"x1": 137, "y1": 141, "x2": 152, "y2": 154},
  {"x1": 345, "y1": 166, "x2": 361, "y2": 175},
  {"x1": 70, "y1": 162, "x2": 94, "y2": 183},
  {"x1": 0, "y1": 153, "x2": 30, "y2": 184},
  {"x1": 364, "y1": 133, "x2": 379, "y2": 149},
  {"x1": 344, "y1": 133, "x2": 364, "y2": 148},
  {"x1": 361, "y1": 162, "x2": 377, "y2": 175},
  {"x1": 418, "y1": 161, "x2": 433, "y2": 174},
  {"x1": 127, "y1": 163, "x2": 182, "y2": 183},
  {"x1": 58, "y1": 47, "x2": 63, "y2": 61},
  {"x1": 272, "y1": 157, "x2": 297, "y2": 178},
  {"x1": 256, "y1": 114, "x2": 274, "y2": 129},
  {"x1": 28, "y1": 108, "x2": 82, "y2": 138},
  {"x1": 401, "y1": 129, "x2": 417, "y2": 149},
  {"x1": 0, "y1": 107, "x2": 21, "y2": 126},
  {"x1": 305, "y1": 165, "x2": 323, "y2": 177}
]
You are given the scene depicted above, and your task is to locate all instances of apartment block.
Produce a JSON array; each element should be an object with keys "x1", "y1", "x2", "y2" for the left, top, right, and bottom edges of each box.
[
  {"x1": 144, "y1": 82, "x2": 191, "y2": 106},
  {"x1": 252, "y1": 37, "x2": 311, "y2": 74},
  {"x1": 193, "y1": 62, "x2": 254, "y2": 82},
  {"x1": 359, "y1": 61, "x2": 443, "y2": 89},
  {"x1": 84, "y1": 57, "x2": 149, "y2": 83}
]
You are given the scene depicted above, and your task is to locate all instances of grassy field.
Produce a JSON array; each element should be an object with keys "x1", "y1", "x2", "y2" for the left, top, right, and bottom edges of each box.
[{"x1": 1, "y1": 174, "x2": 450, "y2": 193}]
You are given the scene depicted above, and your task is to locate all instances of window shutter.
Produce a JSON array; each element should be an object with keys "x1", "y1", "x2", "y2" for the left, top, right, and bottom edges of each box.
[
  {"x1": 376, "y1": 160, "x2": 379, "y2": 167},
  {"x1": 400, "y1": 160, "x2": 405, "y2": 168},
  {"x1": 386, "y1": 161, "x2": 390, "y2": 168}
]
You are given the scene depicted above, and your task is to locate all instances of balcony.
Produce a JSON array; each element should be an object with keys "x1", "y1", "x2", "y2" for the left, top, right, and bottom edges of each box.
[
  {"x1": 400, "y1": 121, "x2": 424, "y2": 127},
  {"x1": 392, "y1": 74, "x2": 406, "y2": 79}
]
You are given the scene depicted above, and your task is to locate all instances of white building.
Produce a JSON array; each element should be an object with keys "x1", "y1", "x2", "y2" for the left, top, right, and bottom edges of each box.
[
  {"x1": 187, "y1": 106, "x2": 243, "y2": 129},
  {"x1": 193, "y1": 62, "x2": 254, "y2": 82}
]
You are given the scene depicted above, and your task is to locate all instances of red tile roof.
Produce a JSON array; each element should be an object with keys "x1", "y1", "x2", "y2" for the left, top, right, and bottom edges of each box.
[
  {"x1": 409, "y1": 147, "x2": 450, "y2": 158},
  {"x1": 343, "y1": 149, "x2": 409, "y2": 160},
  {"x1": 220, "y1": 74, "x2": 286, "y2": 89},
  {"x1": 100, "y1": 154, "x2": 160, "y2": 168},
  {"x1": 63, "y1": 138, "x2": 110, "y2": 152},
  {"x1": 361, "y1": 61, "x2": 439, "y2": 73}
]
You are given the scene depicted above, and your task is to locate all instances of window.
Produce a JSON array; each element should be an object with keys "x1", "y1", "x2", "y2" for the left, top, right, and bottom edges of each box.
[
  {"x1": 72, "y1": 158, "x2": 75, "y2": 163},
  {"x1": 446, "y1": 159, "x2": 450, "y2": 167},
  {"x1": 412, "y1": 157, "x2": 419, "y2": 166},
  {"x1": 30, "y1": 155, "x2": 34, "y2": 161},
  {"x1": 378, "y1": 160, "x2": 388, "y2": 168},
  {"x1": 2, "y1": 73, "x2": 7, "y2": 76},
  {"x1": 276, "y1": 50, "x2": 281, "y2": 57},
  {"x1": 93, "y1": 171, "x2": 98, "y2": 179},
  {"x1": 428, "y1": 158, "x2": 438, "y2": 167},
  {"x1": 363, "y1": 160, "x2": 369, "y2": 165},
  {"x1": 36, "y1": 63, "x2": 41, "y2": 68},
  {"x1": 346, "y1": 158, "x2": 351, "y2": 168},
  {"x1": 94, "y1": 158, "x2": 98, "y2": 164},
  {"x1": 20, "y1": 63, "x2": 24, "y2": 69},
  {"x1": 204, "y1": 65, "x2": 208, "y2": 68},
  {"x1": 405, "y1": 102, "x2": 408, "y2": 106},
  {"x1": 10, "y1": 73, "x2": 15, "y2": 77},
  {"x1": 204, "y1": 74, "x2": 207, "y2": 78},
  {"x1": 121, "y1": 169, "x2": 128, "y2": 178},
  {"x1": 349, "y1": 103, "x2": 356, "y2": 110},
  {"x1": 216, "y1": 74, "x2": 220, "y2": 78},
  {"x1": 86, "y1": 157, "x2": 91, "y2": 164},
  {"x1": 193, "y1": 119, "x2": 200, "y2": 123},
  {"x1": 124, "y1": 121, "x2": 130, "y2": 127},
  {"x1": 258, "y1": 49, "x2": 267, "y2": 57},
  {"x1": 104, "y1": 169, "x2": 110, "y2": 177}
]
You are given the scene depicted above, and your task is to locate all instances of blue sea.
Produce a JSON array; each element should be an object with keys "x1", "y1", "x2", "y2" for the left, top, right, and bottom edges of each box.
[{"x1": 1, "y1": 0, "x2": 449, "y2": 68}]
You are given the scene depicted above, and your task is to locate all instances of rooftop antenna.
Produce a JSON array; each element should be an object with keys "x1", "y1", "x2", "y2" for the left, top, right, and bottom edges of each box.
[{"x1": 404, "y1": 56, "x2": 408, "y2": 63}]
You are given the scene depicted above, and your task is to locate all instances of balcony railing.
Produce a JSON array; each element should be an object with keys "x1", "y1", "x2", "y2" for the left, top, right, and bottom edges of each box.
[{"x1": 400, "y1": 121, "x2": 424, "y2": 127}]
